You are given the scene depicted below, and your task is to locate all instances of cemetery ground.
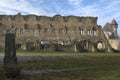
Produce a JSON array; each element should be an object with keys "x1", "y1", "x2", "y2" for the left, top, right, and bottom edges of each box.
[{"x1": 0, "y1": 51, "x2": 120, "y2": 80}]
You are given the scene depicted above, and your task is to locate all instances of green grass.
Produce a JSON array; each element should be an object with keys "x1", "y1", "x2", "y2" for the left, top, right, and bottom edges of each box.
[
  {"x1": 16, "y1": 50, "x2": 80, "y2": 54},
  {"x1": 16, "y1": 50, "x2": 119, "y2": 54},
  {"x1": 17, "y1": 52, "x2": 120, "y2": 80},
  {"x1": 19, "y1": 53, "x2": 120, "y2": 69},
  {"x1": 1, "y1": 52, "x2": 120, "y2": 80}
]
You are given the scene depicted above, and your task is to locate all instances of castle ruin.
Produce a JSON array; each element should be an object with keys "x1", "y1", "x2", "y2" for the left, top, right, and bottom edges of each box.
[{"x1": 0, "y1": 13, "x2": 119, "y2": 52}]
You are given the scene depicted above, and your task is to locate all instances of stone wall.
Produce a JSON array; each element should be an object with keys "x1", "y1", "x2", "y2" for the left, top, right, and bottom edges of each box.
[
  {"x1": 104, "y1": 31, "x2": 120, "y2": 51},
  {"x1": 0, "y1": 13, "x2": 112, "y2": 52},
  {"x1": 0, "y1": 14, "x2": 97, "y2": 41},
  {"x1": 109, "y1": 39, "x2": 120, "y2": 50}
]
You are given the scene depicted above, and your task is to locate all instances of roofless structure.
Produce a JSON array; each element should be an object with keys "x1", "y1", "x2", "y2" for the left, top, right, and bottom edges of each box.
[{"x1": 0, "y1": 13, "x2": 120, "y2": 52}]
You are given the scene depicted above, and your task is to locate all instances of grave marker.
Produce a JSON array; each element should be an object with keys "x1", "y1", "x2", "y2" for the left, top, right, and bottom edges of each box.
[{"x1": 3, "y1": 33, "x2": 20, "y2": 78}]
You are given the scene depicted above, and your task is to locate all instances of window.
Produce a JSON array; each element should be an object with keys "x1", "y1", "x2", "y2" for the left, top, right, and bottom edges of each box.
[
  {"x1": 92, "y1": 27, "x2": 97, "y2": 36},
  {"x1": 87, "y1": 30, "x2": 90, "y2": 35},
  {"x1": 80, "y1": 29, "x2": 83, "y2": 35},
  {"x1": 37, "y1": 24, "x2": 41, "y2": 30},
  {"x1": 93, "y1": 30, "x2": 97, "y2": 36},
  {"x1": 107, "y1": 32, "x2": 112, "y2": 36},
  {"x1": 24, "y1": 24, "x2": 28, "y2": 29}
]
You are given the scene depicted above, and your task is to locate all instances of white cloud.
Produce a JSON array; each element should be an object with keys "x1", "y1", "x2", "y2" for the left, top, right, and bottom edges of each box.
[
  {"x1": 99, "y1": 1, "x2": 120, "y2": 24},
  {"x1": 0, "y1": 0, "x2": 120, "y2": 35},
  {"x1": 0, "y1": 0, "x2": 47, "y2": 15},
  {"x1": 66, "y1": 0, "x2": 120, "y2": 35},
  {"x1": 68, "y1": 0, "x2": 83, "y2": 6},
  {"x1": 67, "y1": 0, "x2": 120, "y2": 25}
]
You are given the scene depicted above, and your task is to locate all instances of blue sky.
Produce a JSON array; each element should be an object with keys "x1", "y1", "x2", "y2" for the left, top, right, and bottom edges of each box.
[{"x1": 0, "y1": 0, "x2": 120, "y2": 35}]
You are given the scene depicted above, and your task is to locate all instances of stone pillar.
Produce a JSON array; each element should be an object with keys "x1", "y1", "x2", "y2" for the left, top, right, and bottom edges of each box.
[
  {"x1": 3, "y1": 33, "x2": 20, "y2": 78},
  {"x1": 92, "y1": 45, "x2": 95, "y2": 52},
  {"x1": 74, "y1": 44, "x2": 77, "y2": 52},
  {"x1": 86, "y1": 41, "x2": 88, "y2": 50}
]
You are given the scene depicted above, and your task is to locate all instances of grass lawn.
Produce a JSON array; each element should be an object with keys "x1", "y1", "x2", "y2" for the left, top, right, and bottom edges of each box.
[
  {"x1": 19, "y1": 52, "x2": 120, "y2": 80},
  {"x1": 0, "y1": 52, "x2": 120, "y2": 80}
]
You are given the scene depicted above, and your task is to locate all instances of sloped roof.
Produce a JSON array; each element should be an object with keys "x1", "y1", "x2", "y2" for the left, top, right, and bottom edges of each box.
[
  {"x1": 111, "y1": 19, "x2": 118, "y2": 25},
  {"x1": 103, "y1": 22, "x2": 112, "y2": 32}
]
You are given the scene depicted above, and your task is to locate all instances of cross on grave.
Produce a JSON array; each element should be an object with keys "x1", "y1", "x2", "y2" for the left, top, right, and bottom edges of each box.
[{"x1": 3, "y1": 33, "x2": 20, "y2": 78}]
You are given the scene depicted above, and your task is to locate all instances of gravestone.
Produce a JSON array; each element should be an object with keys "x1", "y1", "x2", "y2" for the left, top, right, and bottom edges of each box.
[{"x1": 3, "y1": 33, "x2": 20, "y2": 78}]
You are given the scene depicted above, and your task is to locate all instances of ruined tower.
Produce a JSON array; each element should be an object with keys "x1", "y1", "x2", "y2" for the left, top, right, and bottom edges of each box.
[
  {"x1": 111, "y1": 19, "x2": 118, "y2": 37},
  {"x1": 103, "y1": 19, "x2": 120, "y2": 52}
]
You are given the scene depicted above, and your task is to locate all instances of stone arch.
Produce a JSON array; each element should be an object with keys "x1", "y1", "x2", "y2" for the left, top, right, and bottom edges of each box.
[
  {"x1": 75, "y1": 39, "x2": 97, "y2": 52},
  {"x1": 52, "y1": 14, "x2": 63, "y2": 22},
  {"x1": 76, "y1": 40, "x2": 92, "y2": 52},
  {"x1": 16, "y1": 38, "x2": 25, "y2": 50},
  {"x1": 77, "y1": 40, "x2": 86, "y2": 52},
  {"x1": 25, "y1": 37, "x2": 38, "y2": 50},
  {"x1": 96, "y1": 41, "x2": 105, "y2": 52},
  {"x1": 26, "y1": 42, "x2": 35, "y2": 50}
]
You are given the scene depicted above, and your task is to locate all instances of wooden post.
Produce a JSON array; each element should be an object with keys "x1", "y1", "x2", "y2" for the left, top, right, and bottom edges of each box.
[{"x1": 3, "y1": 33, "x2": 20, "y2": 78}]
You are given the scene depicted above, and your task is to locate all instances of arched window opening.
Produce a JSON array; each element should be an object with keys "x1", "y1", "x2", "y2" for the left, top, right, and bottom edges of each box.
[
  {"x1": 87, "y1": 29, "x2": 90, "y2": 35},
  {"x1": 80, "y1": 29, "x2": 83, "y2": 35},
  {"x1": 37, "y1": 24, "x2": 41, "y2": 30},
  {"x1": 93, "y1": 30, "x2": 97, "y2": 36}
]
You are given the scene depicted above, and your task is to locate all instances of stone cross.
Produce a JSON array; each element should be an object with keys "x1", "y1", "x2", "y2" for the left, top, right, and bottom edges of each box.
[{"x1": 3, "y1": 33, "x2": 20, "y2": 78}]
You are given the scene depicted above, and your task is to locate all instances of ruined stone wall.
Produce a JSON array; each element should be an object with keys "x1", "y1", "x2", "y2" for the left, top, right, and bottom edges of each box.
[
  {"x1": 0, "y1": 13, "x2": 112, "y2": 52},
  {"x1": 103, "y1": 31, "x2": 120, "y2": 51},
  {"x1": 109, "y1": 39, "x2": 120, "y2": 50},
  {"x1": 0, "y1": 13, "x2": 98, "y2": 44}
]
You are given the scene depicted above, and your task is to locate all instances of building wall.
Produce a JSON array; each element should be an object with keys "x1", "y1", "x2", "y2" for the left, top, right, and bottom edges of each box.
[
  {"x1": 109, "y1": 39, "x2": 120, "y2": 50},
  {"x1": 104, "y1": 30, "x2": 120, "y2": 51},
  {"x1": 0, "y1": 13, "x2": 112, "y2": 52},
  {"x1": 0, "y1": 14, "x2": 98, "y2": 41}
]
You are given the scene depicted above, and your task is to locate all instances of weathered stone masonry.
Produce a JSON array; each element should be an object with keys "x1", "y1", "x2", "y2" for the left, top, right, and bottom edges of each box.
[{"x1": 0, "y1": 13, "x2": 114, "y2": 52}]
